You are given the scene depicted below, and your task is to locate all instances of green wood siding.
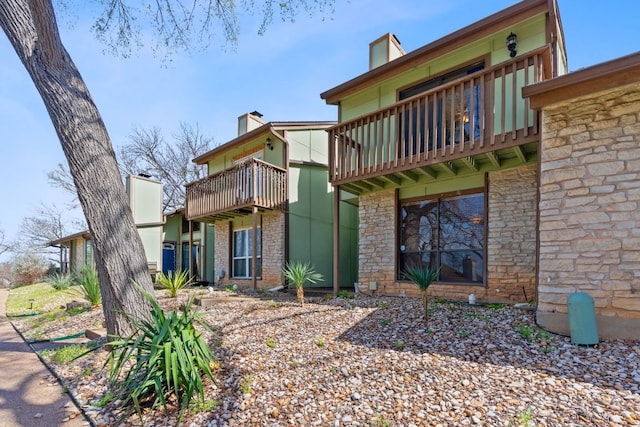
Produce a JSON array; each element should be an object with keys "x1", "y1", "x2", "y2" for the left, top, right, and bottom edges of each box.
[
  {"x1": 340, "y1": 14, "x2": 546, "y2": 122},
  {"x1": 289, "y1": 164, "x2": 358, "y2": 288},
  {"x1": 287, "y1": 129, "x2": 330, "y2": 164}
]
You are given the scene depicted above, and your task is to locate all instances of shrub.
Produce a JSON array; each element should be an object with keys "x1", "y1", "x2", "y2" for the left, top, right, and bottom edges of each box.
[
  {"x1": 75, "y1": 265, "x2": 101, "y2": 306},
  {"x1": 281, "y1": 261, "x2": 323, "y2": 307},
  {"x1": 49, "y1": 272, "x2": 73, "y2": 290},
  {"x1": 156, "y1": 270, "x2": 193, "y2": 298},
  {"x1": 11, "y1": 252, "x2": 49, "y2": 286},
  {"x1": 107, "y1": 286, "x2": 215, "y2": 424}
]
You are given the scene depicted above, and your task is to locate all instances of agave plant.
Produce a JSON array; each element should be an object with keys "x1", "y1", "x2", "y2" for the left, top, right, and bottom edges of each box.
[
  {"x1": 106, "y1": 285, "x2": 215, "y2": 424},
  {"x1": 281, "y1": 261, "x2": 323, "y2": 307},
  {"x1": 156, "y1": 269, "x2": 193, "y2": 298},
  {"x1": 402, "y1": 264, "x2": 440, "y2": 324},
  {"x1": 74, "y1": 265, "x2": 101, "y2": 307}
]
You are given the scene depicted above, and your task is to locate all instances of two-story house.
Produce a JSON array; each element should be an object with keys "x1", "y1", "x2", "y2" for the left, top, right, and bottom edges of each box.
[
  {"x1": 321, "y1": 0, "x2": 566, "y2": 303},
  {"x1": 185, "y1": 112, "x2": 358, "y2": 291}
]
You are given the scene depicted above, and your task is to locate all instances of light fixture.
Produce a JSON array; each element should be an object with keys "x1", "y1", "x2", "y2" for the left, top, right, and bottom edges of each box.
[
  {"x1": 265, "y1": 137, "x2": 273, "y2": 150},
  {"x1": 507, "y1": 32, "x2": 517, "y2": 58}
]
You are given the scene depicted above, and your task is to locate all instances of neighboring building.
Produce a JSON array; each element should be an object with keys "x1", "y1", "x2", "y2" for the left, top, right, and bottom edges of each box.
[
  {"x1": 320, "y1": 0, "x2": 566, "y2": 302},
  {"x1": 162, "y1": 208, "x2": 215, "y2": 283},
  {"x1": 49, "y1": 230, "x2": 92, "y2": 274},
  {"x1": 523, "y1": 52, "x2": 640, "y2": 340},
  {"x1": 50, "y1": 175, "x2": 164, "y2": 275},
  {"x1": 185, "y1": 112, "x2": 358, "y2": 291}
]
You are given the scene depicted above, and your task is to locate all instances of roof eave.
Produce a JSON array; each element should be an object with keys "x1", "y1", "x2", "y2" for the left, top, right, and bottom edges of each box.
[
  {"x1": 524, "y1": 51, "x2": 640, "y2": 109},
  {"x1": 320, "y1": 0, "x2": 549, "y2": 104}
]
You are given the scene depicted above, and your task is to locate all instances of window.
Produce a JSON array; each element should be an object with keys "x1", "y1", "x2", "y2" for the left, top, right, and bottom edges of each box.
[
  {"x1": 182, "y1": 217, "x2": 201, "y2": 234},
  {"x1": 399, "y1": 62, "x2": 484, "y2": 154},
  {"x1": 232, "y1": 228, "x2": 262, "y2": 279},
  {"x1": 398, "y1": 191, "x2": 484, "y2": 284},
  {"x1": 181, "y1": 242, "x2": 199, "y2": 279},
  {"x1": 84, "y1": 239, "x2": 93, "y2": 266}
]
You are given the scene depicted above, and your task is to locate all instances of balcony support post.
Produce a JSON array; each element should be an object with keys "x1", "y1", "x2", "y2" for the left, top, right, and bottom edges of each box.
[
  {"x1": 333, "y1": 185, "x2": 340, "y2": 297},
  {"x1": 188, "y1": 220, "x2": 194, "y2": 279},
  {"x1": 251, "y1": 206, "x2": 258, "y2": 291}
]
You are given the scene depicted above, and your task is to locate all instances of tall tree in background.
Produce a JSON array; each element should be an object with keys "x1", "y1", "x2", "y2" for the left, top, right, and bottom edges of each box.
[
  {"x1": 0, "y1": 227, "x2": 9, "y2": 257},
  {"x1": 15, "y1": 203, "x2": 85, "y2": 267},
  {"x1": 0, "y1": 0, "x2": 333, "y2": 336},
  {"x1": 119, "y1": 122, "x2": 212, "y2": 212}
]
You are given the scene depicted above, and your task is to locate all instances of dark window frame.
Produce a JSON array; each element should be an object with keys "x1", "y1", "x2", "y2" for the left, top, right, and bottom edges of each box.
[{"x1": 397, "y1": 187, "x2": 486, "y2": 285}]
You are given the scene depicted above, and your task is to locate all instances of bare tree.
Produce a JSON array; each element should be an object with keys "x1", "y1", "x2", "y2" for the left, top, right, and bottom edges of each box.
[
  {"x1": 119, "y1": 122, "x2": 213, "y2": 211},
  {"x1": 0, "y1": 227, "x2": 10, "y2": 258},
  {"x1": 16, "y1": 203, "x2": 83, "y2": 266},
  {"x1": 0, "y1": 0, "x2": 333, "y2": 336},
  {"x1": 47, "y1": 162, "x2": 79, "y2": 208}
]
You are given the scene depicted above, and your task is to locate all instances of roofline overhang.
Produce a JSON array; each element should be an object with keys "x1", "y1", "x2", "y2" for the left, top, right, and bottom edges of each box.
[
  {"x1": 320, "y1": 0, "x2": 551, "y2": 104},
  {"x1": 523, "y1": 50, "x2": 640, "y2": 109},
  {"x1": 192, "y1": 121, "x2": 336, "y2": 165},
  {"x1": 48, "y1": 230, "x2": 91, "y2": 247}
]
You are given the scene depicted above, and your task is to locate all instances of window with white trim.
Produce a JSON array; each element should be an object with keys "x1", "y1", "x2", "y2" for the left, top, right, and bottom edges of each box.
[{"x1": 232, "y1": 227, "x2": 262, "y2": 279}]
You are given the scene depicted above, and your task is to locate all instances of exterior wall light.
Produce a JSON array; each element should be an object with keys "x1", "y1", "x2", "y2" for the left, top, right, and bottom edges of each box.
[
  {"x1": 265, "y1": 137, "x2": 274, "y2": 150},
  {"x1": 507, "y1": 32, "x2": 517, "y2": 58}
]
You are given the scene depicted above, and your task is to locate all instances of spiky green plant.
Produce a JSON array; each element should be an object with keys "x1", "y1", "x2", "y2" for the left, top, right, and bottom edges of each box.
[
  {"x1": 106, "y1": 285, "x2": 215, "y2": 424},
  {"x1": 281, "y1": 261, "x2": 323, "y2": 307},
  {"x1": 48, "y1": 272, "x2": 74, "y2": 290},
  {"x1": 401, "y1": 264, "x2": 440, "y2": 324},
  {"x1": 156, "y1": 269, "x2": 193, "y2": 298},
  {"x1": 75, "y1": 265, "x2": 101, "y2": 307}
]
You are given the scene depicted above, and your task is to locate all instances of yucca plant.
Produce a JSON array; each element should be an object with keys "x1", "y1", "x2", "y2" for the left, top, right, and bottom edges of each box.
[
  {"x1": 281, "y1": 261, "x2": 323, "y2": 307},
  {"x1": 75, "y1": 265, "x2": 101, "y2": 307},
  {"x1": 156, "y1": 269, "x2": 193, "y2": 298},
  {"x1": 48, "y1": 272, "x2": 73, "y2": 291},
  {"x1": 106, "y1": 285, "x2": 215, "y2": 424},
  {"x1": 401, "y1": 263, "x2": 440, "y2": 324}
]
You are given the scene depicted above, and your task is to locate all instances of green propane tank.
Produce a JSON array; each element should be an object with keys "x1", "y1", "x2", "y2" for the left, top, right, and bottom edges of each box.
[{"x1": 567, "y1": 292, "x2": 599, "y2": 345}]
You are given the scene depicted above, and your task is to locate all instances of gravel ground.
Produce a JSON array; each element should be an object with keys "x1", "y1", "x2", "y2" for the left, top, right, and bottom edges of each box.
[{"x1": 11, "y1": 289, "x2": 640, "y2": 426}]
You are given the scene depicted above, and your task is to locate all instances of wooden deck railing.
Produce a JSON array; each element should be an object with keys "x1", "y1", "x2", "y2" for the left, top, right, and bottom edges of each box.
[
  {"x1": 186, "y1": 158, "x2": 287, "y2": 221},
  {"x1": 328, "y1": 46, "x2": 551, "y2": 185}
]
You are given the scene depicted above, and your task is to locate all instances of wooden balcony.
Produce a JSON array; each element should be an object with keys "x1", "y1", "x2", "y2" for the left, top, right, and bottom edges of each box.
[
  {"x1": 328, "y1": 46, "x2": 552, "y2": 193},
  {"x1": 186, "y1": 158, "x2": 287, "y2": 222}
]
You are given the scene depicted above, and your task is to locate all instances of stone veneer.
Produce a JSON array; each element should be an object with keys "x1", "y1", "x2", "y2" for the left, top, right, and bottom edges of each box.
[
  {"x1": 214, "y1": 211, "x2": 285, "y2": 289},
  {"x1": 537, "y1": 82, "x2": 640, "y2": 340},
  {"x1": 357, "y1": 166, "x2": 537, "y2": 302}
]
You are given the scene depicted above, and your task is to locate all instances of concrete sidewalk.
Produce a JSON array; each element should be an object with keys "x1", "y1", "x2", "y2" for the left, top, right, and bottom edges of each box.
[{"x1": 0, "y1": 289, "x2": 87, "y2": 427}]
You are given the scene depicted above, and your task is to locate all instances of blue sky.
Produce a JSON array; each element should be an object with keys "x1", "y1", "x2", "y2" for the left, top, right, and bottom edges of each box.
[{"x1": 0, "y1": 0, "x2": 638, "y2": 255}]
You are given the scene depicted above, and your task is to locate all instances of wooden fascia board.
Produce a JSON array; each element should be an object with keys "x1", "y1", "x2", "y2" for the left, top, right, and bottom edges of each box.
[
  {"x1": 193, "y1": 122, "x2": 335, "y2": 165},
  {"x1": 320, "y1": 0, "x2": 548, "y2": 104},
  {"x1": 524, "y1": 51, "x2": 640, "y2": 109}
]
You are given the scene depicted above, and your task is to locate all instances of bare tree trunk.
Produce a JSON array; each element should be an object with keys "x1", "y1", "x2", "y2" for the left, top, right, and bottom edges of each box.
[{"x1": 0, "y1": 0, "x2": 154, "y2": 336}]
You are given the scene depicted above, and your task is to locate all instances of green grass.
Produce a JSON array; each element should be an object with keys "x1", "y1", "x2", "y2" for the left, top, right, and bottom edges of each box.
[
  {"x1": 336, "y1": 290, "x2": 354, "y2": 299},
  {"x1": 189, "y1": 398, "x2": 219, "y2": 413},
  {"x1": 240, "y1": 374, "x2": 254, "y2": 395},
  {"x1": 93, "y1": 391, "x2": 115, "y2": 408},
  {"x1": 6, "y1": 283, "x2": 83, "y2": 316},
  {"x1": 41, "y1": 344, "x2": 88, "y2": 364}
]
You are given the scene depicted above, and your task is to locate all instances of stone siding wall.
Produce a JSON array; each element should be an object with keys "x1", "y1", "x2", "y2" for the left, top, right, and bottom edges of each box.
[
  {"x1": 214, "y1": 222, "x2": 229, "y2": 283},
  {"x1": 214, "y1": 211, "x2": 285, "y2": 289},
  {"x1": 357, "y1": 168, "x2": 538, "y2": 302},
  {"x1": 358, "y1": 189, "x2": 396, "y2": 294},
  {"x1": 485, "y1": 164, "x2": 538, "y2": 302},
  {"x1": 537, "y1": 82, "x2": 640, "y2": 340}
]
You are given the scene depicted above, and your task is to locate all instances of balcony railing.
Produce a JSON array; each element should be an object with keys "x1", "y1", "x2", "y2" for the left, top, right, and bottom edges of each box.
[
  {"x1": 186, "y1": 158, "x2": 286, "y2": 221},
  {"x1": 328, "y1": 46, "x2": 551, "y2": 186}
]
